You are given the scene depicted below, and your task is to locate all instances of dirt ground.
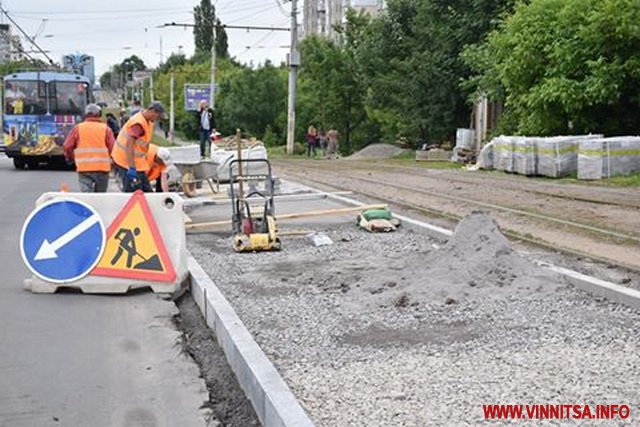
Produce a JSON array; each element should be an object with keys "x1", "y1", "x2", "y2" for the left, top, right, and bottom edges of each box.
[
  {"x1": 274, "y1": 159, "x2": 640, "y2": 271},
  {"x1": 174, "y1": 296, "x2": 260, "y2": 427}
]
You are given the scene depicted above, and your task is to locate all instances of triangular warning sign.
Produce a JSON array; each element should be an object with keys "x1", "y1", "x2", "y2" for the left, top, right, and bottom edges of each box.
[{"x1": 92, "y1": 191, "x2": 176, "y2": 283}]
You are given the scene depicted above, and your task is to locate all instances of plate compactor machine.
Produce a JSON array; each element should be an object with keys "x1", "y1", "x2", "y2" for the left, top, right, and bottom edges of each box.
[{"x1": 229, "y1": 158, "x2": 281, "y2": 252}]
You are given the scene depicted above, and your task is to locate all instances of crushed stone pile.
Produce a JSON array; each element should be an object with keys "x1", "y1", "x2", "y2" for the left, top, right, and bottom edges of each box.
[
  {"x1": 348, "y1": 143, "x2": 409, "y2": 159},
  {"x1": 424, "y1": 211, "x2": 558, "y2": 291}
]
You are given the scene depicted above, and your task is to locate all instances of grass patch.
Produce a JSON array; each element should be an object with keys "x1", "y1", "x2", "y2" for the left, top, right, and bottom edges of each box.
[
  {"x1": 532, "y1": 172, "x2": 640, "y2": 187},
  {"x1": 372, "y1": 157, "x2": 463, "y2": 170},
  {"x1": 600, "y1": 173, "x2": 640, "y2": 187},
  {"x1": 268, "y1": 144, "x2": 313, "y2": 159},
  {"x1": 152, "y1": 133, "x2": 178, "y2": 147}
]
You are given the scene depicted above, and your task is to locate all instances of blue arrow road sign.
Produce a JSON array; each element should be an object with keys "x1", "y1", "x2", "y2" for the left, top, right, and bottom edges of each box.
[{"x1": 20, "y1": 199, "x2": 106, "y2": 284}]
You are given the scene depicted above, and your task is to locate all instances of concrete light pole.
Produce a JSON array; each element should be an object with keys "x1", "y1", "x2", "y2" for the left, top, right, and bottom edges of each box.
[
  {"x1": 210, "y1": 18, "x2": 217, "y2": 110},
  {"x1": 286, "y1": 0, "x2": 299, "y2": 155},
  {"x1": 170, "y1": 72, "x2": 175, "y2": 144}
]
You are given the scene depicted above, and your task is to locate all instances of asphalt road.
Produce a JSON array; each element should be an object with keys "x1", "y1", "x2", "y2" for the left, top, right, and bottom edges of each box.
[{"x1": 0, "y1": 156, "x2": 209, "y2": 426}]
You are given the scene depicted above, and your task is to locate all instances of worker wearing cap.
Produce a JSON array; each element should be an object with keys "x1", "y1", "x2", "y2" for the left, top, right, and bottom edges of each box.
[
  {"x1": 111, "y1": 102, "x2": 166, "y2": 192},
  {"x1": 63, "y1": 103, "x2": 115, "y2": 192},
  {"x1": 145, "y1": 144, "x2": 171, "y2": 192}
]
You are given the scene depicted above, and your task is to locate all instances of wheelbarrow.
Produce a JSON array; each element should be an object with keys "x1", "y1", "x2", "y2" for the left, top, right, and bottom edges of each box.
[{"x1": 172, "y1": 159, "x2": 220, "y2": 197}]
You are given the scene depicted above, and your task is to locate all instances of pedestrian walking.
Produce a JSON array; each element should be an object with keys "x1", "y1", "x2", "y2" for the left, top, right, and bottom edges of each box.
[
  {"x1": 317, "y1": 128, "x2": 327, "y2": 156},
  {"x1": 327, "y1": 128, "x2": 339, "y2": 158},
  {"x1": 306, "y1": 125, "x2": 318, "y2": 157},
  {"x1": 145, "y1": 143, "x2": 171, "y2": 192},
  {"x1": 118, "y1": 107, "x2": 128, "y2": 127},
  {"x1": 197, "y1": 100, "x2": 215, "y2": 158},
  {"x1": 129, "y1": 99, "x2": 142, "y2": 116},
  {"x1": 111, "y1": 101, "x2": 167, "y2": 193},
  {"x1": 106, "y1": 113, "x2": 120, "y2": 139},
  {"x1": 63, "y1": 103, "x2": 114, "y2": 192}
]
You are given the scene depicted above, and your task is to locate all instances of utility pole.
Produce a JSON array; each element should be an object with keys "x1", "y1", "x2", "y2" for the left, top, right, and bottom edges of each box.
[
  {"x1": 210, "y1": 18, "x2": 217, "y2": 110},
  {"x1": 169, "y1": 72, "x2": 175, "y2": 143},
  {"x1": 150, "y1": 72, "x2": 154, "y2": 102},
  {"x1": 286, "y1": 0, "x2": 299, "y2": 155}
]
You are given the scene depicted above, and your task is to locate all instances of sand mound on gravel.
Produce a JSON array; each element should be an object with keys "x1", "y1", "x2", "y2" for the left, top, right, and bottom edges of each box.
[
  {"x1": 348, "y1": 143, "x2": 409, "y2": 159},
  {"x1": 420, "y1": 211, "x2": 561, "y2": 299}
]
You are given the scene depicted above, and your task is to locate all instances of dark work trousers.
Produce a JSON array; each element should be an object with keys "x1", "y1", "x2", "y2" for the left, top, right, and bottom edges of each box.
[
  {"x1": 78, "y1": 172, "x2": 109, "y2": 193},
  {"x1": 200, "y1": 128, "x2": 211, "y2": 157},
  {"x1": 115, "y1": 164, "x2": 153, "y2": 193}
]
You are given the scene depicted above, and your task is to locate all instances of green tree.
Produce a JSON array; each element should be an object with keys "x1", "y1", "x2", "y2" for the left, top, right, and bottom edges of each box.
[
  {"x1": 0, "y1": 58, "x2": 48, "y2": 76},
  {"x1": 356, "y1": 0, "x2": 516, "y2": 146},
  {"x1": 216, "y1": 61, "x2": 288, "y2": 138},
  {"x1": 119, "y1": 55, "x2": 146, "y2": 82},
  {"x1": 99, "y1": 71, "x2": 111, "y2": 88},
  {"x1": 193, "y1": 0, "x2": 229, "y2": 59},
  {"x1": 464, "y1": 0, "x2": 640, "y2": 136},
  {"x1": 298, "y1": 10, "x2": 371, "y2": 153},
  {"x1": 158, "y1": 52, "x2": 187, "y2": 73}
]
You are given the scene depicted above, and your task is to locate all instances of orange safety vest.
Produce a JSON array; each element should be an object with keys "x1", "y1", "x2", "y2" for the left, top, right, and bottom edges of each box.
[
  {"x1": 111, "y1": 112, "x2": 154, "y2": 172},
  {"x1": 75, "y1": 121, "x2": 111, "y2": 173},
  {"x1": 145, "y1": 144, "x2": 166, "y2": 181}
]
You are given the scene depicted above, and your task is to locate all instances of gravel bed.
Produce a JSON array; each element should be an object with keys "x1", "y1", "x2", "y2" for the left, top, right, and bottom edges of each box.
[{"x1": 188, "y1": 214, "x2": 640, "y2": 426}]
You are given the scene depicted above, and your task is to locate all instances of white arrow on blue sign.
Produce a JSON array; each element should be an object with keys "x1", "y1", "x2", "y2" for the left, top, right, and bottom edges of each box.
[{"x1": 20, "y1": 199, "x2": 106, "y2": 284}]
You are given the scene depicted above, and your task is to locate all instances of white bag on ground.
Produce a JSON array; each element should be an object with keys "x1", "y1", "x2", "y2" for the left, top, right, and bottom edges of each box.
[{"x1": 476, "y1": 141, "x2": 495, "y2": 170}]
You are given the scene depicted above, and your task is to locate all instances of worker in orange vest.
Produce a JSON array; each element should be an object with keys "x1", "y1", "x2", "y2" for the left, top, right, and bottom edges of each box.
[
  {"x1": 145, "y1": 144, "x2": 171, "y2": 192},
  {"x1": 111, "y1": 101, "x2": 166, "y2": 192},
  {"x1": 63, "y1": 103, "x2": 115, "y2": 192}
]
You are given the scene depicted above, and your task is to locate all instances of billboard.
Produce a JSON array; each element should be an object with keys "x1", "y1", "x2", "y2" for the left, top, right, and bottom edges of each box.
[{"x1": 184, "y1": 84, "x2": 212, "y2": 111}]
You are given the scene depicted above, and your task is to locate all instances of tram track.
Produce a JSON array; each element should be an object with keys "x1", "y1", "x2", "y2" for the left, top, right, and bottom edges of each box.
[{"x1": 276, "y1": 161, "x2": 640, "y2": 272}]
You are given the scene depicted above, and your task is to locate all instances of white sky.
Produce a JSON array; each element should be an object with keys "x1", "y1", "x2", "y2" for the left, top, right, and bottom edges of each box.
[{"x1": 3, "y1": 0, "x2": 292, "y2": 76}]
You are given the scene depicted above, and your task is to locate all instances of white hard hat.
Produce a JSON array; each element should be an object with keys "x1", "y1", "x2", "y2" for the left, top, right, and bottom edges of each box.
[{"x1": 157, "y1": 147, "x2": 171, "y2": 163}]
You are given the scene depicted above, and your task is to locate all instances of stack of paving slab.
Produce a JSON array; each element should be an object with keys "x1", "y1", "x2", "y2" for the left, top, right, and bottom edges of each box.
[
  {"x1": 168, "y1": 145, "x2": 201, "y2": 164},
  {"x1": 211, "y1": 143, "x2": 268, "y2": 182},
  {"x1": 578, "y1": 136, "x2": 640, "y2": 180},
  {"x1": 477, "y1": 134, "x2": 625, "y2": 178}
]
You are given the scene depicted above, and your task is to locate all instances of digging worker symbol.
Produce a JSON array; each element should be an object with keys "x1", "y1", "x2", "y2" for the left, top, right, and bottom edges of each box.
[{"x1": 110, "y1": 226, "x2": 163, "y2": 271}]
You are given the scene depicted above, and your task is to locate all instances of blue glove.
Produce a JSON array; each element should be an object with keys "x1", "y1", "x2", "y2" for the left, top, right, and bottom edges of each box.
[{"x1": 127, "y1": 167, "x2": 138, "y2": 180}]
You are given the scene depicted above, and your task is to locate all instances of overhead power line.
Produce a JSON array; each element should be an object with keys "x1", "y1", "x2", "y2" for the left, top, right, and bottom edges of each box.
[
  {"x1": 161, "y1": 22, "x2": 290, "y2": 32},
  {"x1": 7, "y1": 6, "x2": 187, "y2": 15},
  {"x1": 0, "y1": 6, "x2": 54, "y2": 64}
]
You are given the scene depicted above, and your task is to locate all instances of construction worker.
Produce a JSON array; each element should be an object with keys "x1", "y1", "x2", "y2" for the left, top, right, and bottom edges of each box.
[
  {"x1": 63, "y1": 103, "x2": 114, "y2": 192},
  {"x1": 111, "y1": 101, "x2": 166, "y2": 192},
  {"x1": 145, "y1": 143, "x2": 171, "y2": 192}
]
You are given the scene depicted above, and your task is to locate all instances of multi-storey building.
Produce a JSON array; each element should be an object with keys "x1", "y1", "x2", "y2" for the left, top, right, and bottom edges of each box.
[
  {"x1": 0, "y1": 24, "x2": 23, "y2": 63},
  {"x1": 303, "y1": 0, "x2": 383, "y2": 40},
  {"x1": 62, "y1": 54, "x2": 95, "y2": 86}
]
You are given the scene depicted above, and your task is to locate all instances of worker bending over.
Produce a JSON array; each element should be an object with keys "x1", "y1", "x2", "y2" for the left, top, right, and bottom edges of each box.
[
  {"x1": 63, "y1": 103, "x2": 114, "y2": 192},
  {"x1": 145, "y1": 143, "x2": 171, "y2": 192},
  {"x1": 111, "y1": 102, "x2": 166, "y2": 192}
]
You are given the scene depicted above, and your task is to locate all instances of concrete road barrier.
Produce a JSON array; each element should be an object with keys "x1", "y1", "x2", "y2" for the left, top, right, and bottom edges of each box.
[{"x1": 23, "y1": 191, "x2": 188, "y2": 294}]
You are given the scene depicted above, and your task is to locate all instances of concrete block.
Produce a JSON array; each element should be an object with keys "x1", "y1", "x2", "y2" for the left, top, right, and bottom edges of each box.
[
  {"x1": 188, "y1": 256, "x2": 314, "y2": 427},
  {"x1": 24, "y1": 192, "x2": 188, "y2": 294},
  {"x1": 168, "y1": 144, "x2": 201, "y2": 164},
  {"x1": 542, "y1": 264, "x2": 640, "y2": 310}
]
